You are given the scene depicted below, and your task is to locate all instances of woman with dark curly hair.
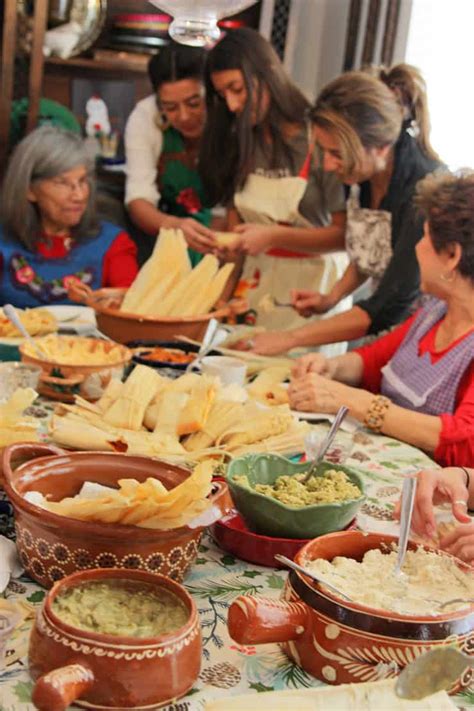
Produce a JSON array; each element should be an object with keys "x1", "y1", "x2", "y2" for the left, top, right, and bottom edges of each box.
[{"x1": 289, "y1": 171, "x2": 474, "y2": 468}]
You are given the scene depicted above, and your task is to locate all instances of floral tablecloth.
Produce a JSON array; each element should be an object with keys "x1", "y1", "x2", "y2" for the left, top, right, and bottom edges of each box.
[{"x1": 1, "y1": 408, "x2": 473, "y2": 710}]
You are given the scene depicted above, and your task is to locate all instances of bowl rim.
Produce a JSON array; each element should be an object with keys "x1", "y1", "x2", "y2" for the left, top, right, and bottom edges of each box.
[
  {"x1": 226, "y1": 452, "x2": 366, "y2": 513},
  {"x1": 19, "y1": 335, "x2": 132, "y2": 370},
  {"x1": 294, "y1": 530, "x2": 474, "y2": 624},
  {"x1": 5, "y1": 450, "x2": 227, "y2": 538},
  {"x1": 43, "y1": 568, "x2": 198, "y2": 645},
  {"x1": 89, "y1": 287, "x2": 231, "y2": 324}
]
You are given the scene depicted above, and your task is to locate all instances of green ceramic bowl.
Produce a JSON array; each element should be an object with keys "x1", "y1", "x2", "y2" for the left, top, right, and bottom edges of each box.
[{"x1": 226, "y1": 453, "x2": 366, "y2": 540}]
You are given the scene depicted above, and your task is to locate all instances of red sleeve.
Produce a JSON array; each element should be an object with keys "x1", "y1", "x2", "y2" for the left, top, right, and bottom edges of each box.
[
  {"x1": 434, "y1": 361, "x2": 474, "y2": 467},
  {"x1": 102, "y1": 231, "x2": 139, "y2": 288},
  {"x1": 353, "y1": 314, "x2": 417, "y2": 393}
]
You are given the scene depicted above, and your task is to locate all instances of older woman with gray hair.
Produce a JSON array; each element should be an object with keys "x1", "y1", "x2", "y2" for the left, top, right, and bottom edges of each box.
[{"x1": 0, "y1": 125, "x2": 138, "y2": 307}]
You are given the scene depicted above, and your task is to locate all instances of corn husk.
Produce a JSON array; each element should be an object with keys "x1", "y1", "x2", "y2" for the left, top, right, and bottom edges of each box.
[{"x1": 103, "y1": 365, "x2": 162, "y2": 430}]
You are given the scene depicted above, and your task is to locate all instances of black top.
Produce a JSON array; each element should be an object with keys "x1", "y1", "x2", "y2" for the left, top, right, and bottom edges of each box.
[{"x1": 354, "y1": 130, "x2": 443, "y2": 334}]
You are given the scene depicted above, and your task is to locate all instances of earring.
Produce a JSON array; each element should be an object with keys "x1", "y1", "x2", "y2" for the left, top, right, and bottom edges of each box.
[{"x1": 440, "y1": 271, "x2": 455, "y2": 283}]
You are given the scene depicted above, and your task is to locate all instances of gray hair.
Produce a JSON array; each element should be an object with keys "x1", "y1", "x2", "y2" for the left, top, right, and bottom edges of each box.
[{"x1": 1, "y1": 125, "x2": 98, "y2": 250}]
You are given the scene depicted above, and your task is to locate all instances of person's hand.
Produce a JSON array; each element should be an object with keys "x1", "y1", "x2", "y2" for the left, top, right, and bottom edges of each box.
[
  {"x1": 176, "y1": 218, "x2": 218, "y2": 254},
  {"x1": 291, "y1": 289, "x2": 334, "y2": 317},
  {"x1": 231, "y1": 330, "x2": 297, "y2": 355},
  {"x1": 215, "y1": 236, "x2": 243, "y2": 264},
  {"x1": 291, "y1": 353, "x2": 335, "y2": 379},
  {"x1": 393, "y1": 468, "x2": 471, "y2": 540},
  {"x1": 234, "y1": 223, "x2": 275, "y2": 256},
  {"x1": 440, "y1": 523, "x2": 474, "y2": 564},
  {"x1": 288, "y1": 372, "x2": 349, "y2": 413}
]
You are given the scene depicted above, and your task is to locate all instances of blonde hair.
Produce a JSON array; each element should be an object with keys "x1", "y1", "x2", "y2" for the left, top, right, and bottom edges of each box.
[
  {"x1": 310, "y1": 71, "x2": 403, "y2": 180},
  {"x1": 373, "y1": 63, "x2": 439, "y2": 161}
]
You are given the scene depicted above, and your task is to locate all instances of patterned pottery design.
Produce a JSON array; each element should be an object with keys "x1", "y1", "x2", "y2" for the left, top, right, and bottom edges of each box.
[
  {"x1": 16, "y1": 523, "x2": 201, "y2": 587},
  {"x1": 29, "y1": 569, "x2": 202, "y2": 709},
  {"x1": 228, "y1": 531, "x2": 474, "y2": 692},
  {"x1": 2, "y1": 443, "x2": 231, "y2": 589}
]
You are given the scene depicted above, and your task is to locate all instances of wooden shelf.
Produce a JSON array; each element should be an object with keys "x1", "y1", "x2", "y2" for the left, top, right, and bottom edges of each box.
[{"x1": 45, "y1": 51, "x2": 149, "y2": 74}]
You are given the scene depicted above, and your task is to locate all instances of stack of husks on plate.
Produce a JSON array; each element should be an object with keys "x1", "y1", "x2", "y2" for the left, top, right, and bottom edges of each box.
[
  {"x1": 50, "y1": 364, "x2": 309, "y2": 461},
  {"x1": 120, "y1": 229, "x2": 234, "y2": 317}
]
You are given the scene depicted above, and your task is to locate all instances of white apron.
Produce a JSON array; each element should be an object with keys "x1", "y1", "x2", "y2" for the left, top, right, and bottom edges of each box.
[{"x1": 234, "y1": 144, "x2": 348, "y2": 356}]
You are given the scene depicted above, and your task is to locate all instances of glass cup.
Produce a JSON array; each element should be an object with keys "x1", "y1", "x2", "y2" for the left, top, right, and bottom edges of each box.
[{"x1": 0, "y1": 362, "x2": 42, "y2": 402}]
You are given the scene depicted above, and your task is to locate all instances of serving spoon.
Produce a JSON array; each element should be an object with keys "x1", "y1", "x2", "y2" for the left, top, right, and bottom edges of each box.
[
  {"x1": 3, "y1": 303, "x2": 48, "y2": 359},
  {"x1": 394, "y1": 476, "x2": 417, "y2": 576},
  {"x1": 303, "y1": 406, "x2": 349, "y2": 483},
  {"x1": 185, "y1": 318, "x2": 219, "y2": 373},
  {"x1": 274, "y1": 554, "x2": 353, "y2": 602},
  {"x1": 395, "y1": 647, "x2": 471, "y2": 700}
]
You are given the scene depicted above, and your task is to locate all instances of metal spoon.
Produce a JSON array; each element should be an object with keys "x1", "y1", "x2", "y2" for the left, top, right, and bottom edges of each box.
[
  {"x1": 274, "y1": 554, "x2": 353, "y2": 602},
  {"x1": 303, "y1": 406, "x2": 349, "y2": 483},
  {"x1": 394, "y1": 476, "x2": 417, "y2": 576},
  {"x1": 185, "y1": 318, "x2": 219, "y2": 373},
  {"x1": 3, "y1": 304, "x2": 48, "y2": 359},
  {"x1": 395, "y1": 647, "x2": 471, "y2": 700}
]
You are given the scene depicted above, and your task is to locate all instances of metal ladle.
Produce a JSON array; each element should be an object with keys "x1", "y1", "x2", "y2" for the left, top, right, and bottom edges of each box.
[
  {"x1": 274, "y1": 554, "x2": 353, "y2": 602},
  {"x1": 395, "y1": 647, "x2": 471, "y2": 700},
  {"x1": 303, "y1": 406, "x2": 349, "y2": 483}
]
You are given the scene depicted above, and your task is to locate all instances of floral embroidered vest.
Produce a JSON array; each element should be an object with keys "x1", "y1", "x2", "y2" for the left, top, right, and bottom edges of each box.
[
  {"x1": 0, "y1": 221, "x2": 121, "y2": 308},
  {"x1": 157, "y1": 126, "x2": 211, "y2": 267}
]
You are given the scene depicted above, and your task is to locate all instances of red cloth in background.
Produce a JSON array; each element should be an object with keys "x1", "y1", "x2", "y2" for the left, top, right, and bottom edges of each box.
[
  {"x1": 354, "y1": 313, "x2": 474, "y2": 467},
  {"x1": 37, "y1": 232, "x2": 138, "y2": 287}
]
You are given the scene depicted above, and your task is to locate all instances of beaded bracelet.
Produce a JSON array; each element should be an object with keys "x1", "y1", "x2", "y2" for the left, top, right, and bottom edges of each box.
[{"x1": 363, "y1": 394, "x2": 391, "y2": 433}]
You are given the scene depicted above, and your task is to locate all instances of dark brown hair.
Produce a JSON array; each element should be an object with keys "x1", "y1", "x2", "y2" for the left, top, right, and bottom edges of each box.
[
  {"x1": 416, "y1": 171, "x2": 474, "y2": 280},
  {"x1": 199, "y1": 28, "x2": 310, "y2": 206}
]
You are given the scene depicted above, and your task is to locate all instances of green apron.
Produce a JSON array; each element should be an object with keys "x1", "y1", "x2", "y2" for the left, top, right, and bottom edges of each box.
[{"x1": 157, "y1": 126, "x2": 211, "y2": 267}]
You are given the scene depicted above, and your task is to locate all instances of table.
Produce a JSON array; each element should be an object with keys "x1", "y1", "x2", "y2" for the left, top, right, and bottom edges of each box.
[{"x1": 1, "y1": 414, "x2": 473, "y2": 710}]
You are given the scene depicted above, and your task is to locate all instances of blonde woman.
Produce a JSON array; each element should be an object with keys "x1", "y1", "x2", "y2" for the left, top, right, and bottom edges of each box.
[{"x1": 245, "y1": 67, "x2": 443, "y2": 355}]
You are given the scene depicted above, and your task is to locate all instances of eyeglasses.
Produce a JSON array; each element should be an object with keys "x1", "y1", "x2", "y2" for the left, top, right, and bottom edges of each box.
[{"x1": 48, "y1": 175, "x2": 91, "y2": 195}]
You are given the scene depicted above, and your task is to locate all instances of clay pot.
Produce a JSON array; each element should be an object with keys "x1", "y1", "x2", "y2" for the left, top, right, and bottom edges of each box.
[
  {"x1": 2, "y1": 442, "x2": 230, "y2": 588},
  {"x1": 19, "y1": 336, "x2": 132, "y2": 402},
  {"x1": 70, "y1": 285, "x2": 234, "y2": 344},
  {"x1": 29, "y1": 568, "x2": 201, "y2": 710},
  {"x1": 228, "y1": 531, "x2": 474, "y2": 691}
]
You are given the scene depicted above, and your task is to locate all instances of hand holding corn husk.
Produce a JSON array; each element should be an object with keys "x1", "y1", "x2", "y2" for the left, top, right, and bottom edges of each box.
[
  {"x1": 121, "y1": 229, "x2": 234, "y2": 317},
  {"x1": 0, "y1": 388, "x2": 39, "y2": 447}
]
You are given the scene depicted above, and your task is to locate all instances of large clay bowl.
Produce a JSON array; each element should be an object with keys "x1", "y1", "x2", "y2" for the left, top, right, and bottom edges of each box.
[
  {"x1": 80, "y1": 287, "x2": 232, "y2": 344},
  {"x1": 29, "y1": 568, "x2": 201, "y2": 710},
  {"x1": 2, "y1": 442, "x2": 230, "y2": 588},
  {"x1": 19, "y1": 336, "x2": 132, "y2": 402},
  {"x1": 228, "y1": 531, "x2": 474, "y2": 691},
  {"x1": 226, "y1": 453, "x2": 365, "y2": 538}
]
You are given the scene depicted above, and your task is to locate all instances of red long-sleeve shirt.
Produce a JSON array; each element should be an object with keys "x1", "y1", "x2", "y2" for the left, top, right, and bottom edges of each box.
[
  {"x1": 354, "y1": 314, "x2": 474, "y2": 467},
  {"x1": 37, "y1": 231, "x2": 138, "y2": 287}
]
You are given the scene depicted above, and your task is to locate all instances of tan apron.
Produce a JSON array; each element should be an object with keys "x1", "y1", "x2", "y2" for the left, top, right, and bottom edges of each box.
[{"x1": 234, "y1": 141, "x2": 349, "y2": 356}]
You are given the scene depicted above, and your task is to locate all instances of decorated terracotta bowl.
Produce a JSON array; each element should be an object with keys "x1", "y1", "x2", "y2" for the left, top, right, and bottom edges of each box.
[
  {"x1": 2, "y1": 442, "x2": 230, "y2": 588},
  {"x1": 69, "y1": 285, "x2": 234, "y2": 344},
  {"x1": 29, "y1": 568, "x2": 201, "y2": 710},
  {"x1": 228, "y1": 531, "x2": 474, "y2": 692},
  {"x1": 226, "y1": 453, "x2": 365, "y2": 539},
  {"x1": 19, "y1": 336, "x2": 132, "y2": 402}
]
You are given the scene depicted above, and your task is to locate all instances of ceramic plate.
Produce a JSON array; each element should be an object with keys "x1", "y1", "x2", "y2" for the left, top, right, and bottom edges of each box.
[{"x1": 211, "y1": 508, "x2": 357, "y2": 568}]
